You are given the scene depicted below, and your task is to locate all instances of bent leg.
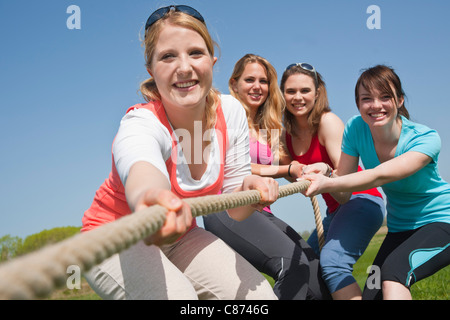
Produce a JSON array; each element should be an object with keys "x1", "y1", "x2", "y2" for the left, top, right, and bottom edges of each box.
[
  {"x1": 203, "y1": 210, "x2": 325, "y2": 299},
  {"x1": 164, "y1": 227, "x2": 277, "y2": 300},
  {"x1": 84, "y1": 241, "x2": 197, "y2": 300},
  {"x1": 363, "y1": 222, "x2": 450, "y2": 300},
  {"x1": 320, "y1": 195, "x2": 385, "y2": 297},
  {"x1": 380, "y1": 222, "x2": 450, "y2": 299}
]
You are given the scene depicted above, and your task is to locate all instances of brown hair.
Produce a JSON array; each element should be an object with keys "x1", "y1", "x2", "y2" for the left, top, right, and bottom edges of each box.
[
  {"x1": 139, "y1": 10, "x2": 220, "y2": 129},
  {"x1": 280, "y1": 65, "x2": 331, "y2": 136},
  {"x1": 355, "y1": 65, "x2": 409, "y2": 119}
]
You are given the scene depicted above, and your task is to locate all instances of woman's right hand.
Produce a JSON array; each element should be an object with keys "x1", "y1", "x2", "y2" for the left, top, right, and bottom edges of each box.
[{"x1": 135, "y1": 189, "x2": 193, "y2": 246}]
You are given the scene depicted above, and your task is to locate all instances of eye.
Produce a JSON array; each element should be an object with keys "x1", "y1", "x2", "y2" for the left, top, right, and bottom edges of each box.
[
  {"x1": 190, "y1": 49, "x2": 206, "y2": 57},
  {"x1": 301, "y1": 88, "x2": 312, "y2": 94},
  {"x1": 160, "y1": 52, "x2": 175, "y2": 61}
]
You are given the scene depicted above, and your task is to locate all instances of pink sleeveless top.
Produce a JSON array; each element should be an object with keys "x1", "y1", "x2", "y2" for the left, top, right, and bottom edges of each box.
[{"x1": 249, "y1": 136, "x2": 273, "y2": 213}]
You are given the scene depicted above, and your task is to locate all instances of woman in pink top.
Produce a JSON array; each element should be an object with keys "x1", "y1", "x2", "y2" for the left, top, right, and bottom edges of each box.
[
  {"x1": 82, "y1": 6, "x2": 279, "y2": 300},
  {"x1": 203, "y1": 54, "x2": 331, "y2": 300},
  {"x1": 280, "y1": 63, "x2": 385, "y2": 300}
]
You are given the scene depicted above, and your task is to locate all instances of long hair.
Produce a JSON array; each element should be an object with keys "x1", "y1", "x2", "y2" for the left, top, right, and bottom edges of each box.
[
  {"x1": 229, "y1": 54, "x2": 285, "y2": 160},
  {"x1": 140, "y1": 10, "x2": 220, "y2": 129},
  {"x1": 280, "y1": 65, "x2": 331, "y2": 136},
  {"x1": 355, "y1": 65, "x2": 409, "y2": 119}
]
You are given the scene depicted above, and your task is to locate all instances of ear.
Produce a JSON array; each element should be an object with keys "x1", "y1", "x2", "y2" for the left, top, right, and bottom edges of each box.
[
  {"x1": 213, "y1": 56, "x2": 218, "y2": 66},
  {"x1": 398, "y1": 95, "x2": 405, "y2": 108},
  {"x1": 147, "y1": 68, "x2": 153, "y2": 77},
  {"x1": 230, "y1": 78, "x2": 238, "y2": 93}
]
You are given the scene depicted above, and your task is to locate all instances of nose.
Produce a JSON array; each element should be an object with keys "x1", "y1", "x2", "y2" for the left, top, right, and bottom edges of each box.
[
  {"x1": 250, "y1": 81, "x2": 262, "y2": 92},
  {"x1": 372, "y1": 98, "x2": 383, "y2": 109},
  {"x1": 293, "y1": 91, "x2": 303, "y2": 101},
  {"x1": 177, "y1": 55, "x2": 193, "y2": 76}
]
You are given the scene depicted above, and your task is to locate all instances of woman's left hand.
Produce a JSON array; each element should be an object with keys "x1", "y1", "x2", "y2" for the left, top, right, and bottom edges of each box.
[{"x1": 301, "y1": 162, "x2": 330, "y2": 176}]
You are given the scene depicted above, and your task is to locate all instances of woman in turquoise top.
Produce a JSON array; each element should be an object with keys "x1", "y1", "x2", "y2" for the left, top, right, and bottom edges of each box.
[{"x1": 302, "y1": 65, "x2": 450, "y2": 299}]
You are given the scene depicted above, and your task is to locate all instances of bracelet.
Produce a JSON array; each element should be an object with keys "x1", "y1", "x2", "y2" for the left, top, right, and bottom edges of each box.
[
  {"x1": 288, "y1": 164, "x2": 292, "y2": 177},
  {"x1": 325, "y1": 164, "x2": 333, "y2": 177}
]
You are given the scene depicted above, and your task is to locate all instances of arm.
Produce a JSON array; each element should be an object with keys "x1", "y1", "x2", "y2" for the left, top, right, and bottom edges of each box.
[
  {"x1": 125, "y1": 161, "x2": 193, "y2": 246},
  {"x1": 303, "y1": 151, "x2": 432, "y2": 197},
  {"x1": 248, "y1": 129, "x2": 294, "y2": 178},
  {"x1": 251, "y1": 163, "x2": 293, "y2": 178},
  {"x1": 222, "y1": 96, "x2": 280, "y2": 220},
  {"x1": 302, "y1": 112, "x2": 351, "y2": 203},
  {"x1": 251, "y1": 128, "x2": 306, "y2": 181},
  {"x1": 114, "y1": 109, "x2": 193, "y2": 246}
]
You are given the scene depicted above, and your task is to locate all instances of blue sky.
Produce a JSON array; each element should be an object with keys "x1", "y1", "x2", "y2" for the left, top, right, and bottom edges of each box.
[{"x1": 1, "y1": 0, "x2": 450, "y2": 238}]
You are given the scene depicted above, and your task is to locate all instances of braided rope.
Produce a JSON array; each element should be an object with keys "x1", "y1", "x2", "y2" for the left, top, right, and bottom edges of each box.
[
  {"x1": 310, "y1": 196, "x2": 325, "y2": 250},
  {"x1": 0, "y1": 180, "x2": 323, "y2": 300}
]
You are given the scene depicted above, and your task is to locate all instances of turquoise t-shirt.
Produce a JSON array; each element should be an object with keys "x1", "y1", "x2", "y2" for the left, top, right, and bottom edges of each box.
[{"x1": 342, "y1": 115, "x2": 450, "y2": 232}]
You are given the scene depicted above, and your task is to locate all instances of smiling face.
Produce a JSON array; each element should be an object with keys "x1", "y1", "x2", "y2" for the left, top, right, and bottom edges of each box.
[
  {"x1": 357, "y1": 84, "x2": 404, "y2": 128},
  {"x1": 148, "y1": 23, "x2": 216, "y2": 113},
  {"x1": 231, "y1": 62, "x2": 269, "y2": 113},
  {"x1": 283, "y1": 73, "x2": 317, "y2": 118}
]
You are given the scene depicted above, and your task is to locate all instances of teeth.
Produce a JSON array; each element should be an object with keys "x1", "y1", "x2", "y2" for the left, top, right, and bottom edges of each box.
[
  {"x1": 176, "y1": 81, "x2": 196, "y2": 88},
  {"x1": 371, "y1": 113, "x2": 385, "y2": 118}
]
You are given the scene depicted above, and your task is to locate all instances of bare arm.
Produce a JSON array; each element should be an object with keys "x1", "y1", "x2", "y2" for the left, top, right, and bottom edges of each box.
[
  {"x1": 249, "y1": 130, "x2": 301, "y2": 180},
  {"x1": 251, "y1": 163, "x2": 293, "y2": 178},
  {"x1": 303, "y1": 112, "x2": 351, "y2": 203},
  {"x1": 303, "y1": 151, "x2": 432, "y2": 197},
  {"x1": 125, "y1": 161, "x2": 193, "y2": 246}
]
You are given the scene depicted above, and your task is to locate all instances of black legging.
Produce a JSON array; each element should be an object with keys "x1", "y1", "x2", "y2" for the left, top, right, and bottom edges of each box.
[
  {"x1": 362, "y1": 222, "x2": 450, "y2": 300},
  {"x1": 203, "y1": 210, "x2": 331, "y2": 300}
]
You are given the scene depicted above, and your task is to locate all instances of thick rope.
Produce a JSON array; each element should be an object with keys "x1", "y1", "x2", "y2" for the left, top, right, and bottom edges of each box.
[
  {"x1": 310, "y1": 196, "x2": 325, "y2": 250},
  {"x1": 0, "y1": 180, "x2": 323, "y2": 300}
]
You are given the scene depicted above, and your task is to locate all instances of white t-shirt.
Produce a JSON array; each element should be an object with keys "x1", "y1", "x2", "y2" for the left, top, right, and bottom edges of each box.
[{"x1": 113, "y1": 94, "x2": 251, "y2": 194}]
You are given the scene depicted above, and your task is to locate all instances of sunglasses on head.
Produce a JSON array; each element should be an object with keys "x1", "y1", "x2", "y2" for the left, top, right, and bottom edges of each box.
[
  {"x1": 285, "y1": 63, "x2": 318, "y2": 84},
  {"x1": 145, "y1": 5, "x2": 205, "y2": 31}
]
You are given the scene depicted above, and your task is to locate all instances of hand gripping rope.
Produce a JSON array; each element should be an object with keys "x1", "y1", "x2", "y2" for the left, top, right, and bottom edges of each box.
[{"x1": 0, "y1": 180, "x2": 324, "y2": 300}]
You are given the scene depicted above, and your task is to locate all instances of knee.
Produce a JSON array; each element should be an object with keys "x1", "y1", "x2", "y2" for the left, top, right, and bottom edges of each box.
[{"x1": 320, "y1": 248, "x2": 356, "y2": 293}]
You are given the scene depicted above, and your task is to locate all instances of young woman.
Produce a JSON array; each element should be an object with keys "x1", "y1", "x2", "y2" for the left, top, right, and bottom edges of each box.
[
  {"x1": 280, "y1": 63, "x2": 385, "y2": 300},
  {"x1": 81, "y1": 6, "x2": 279, "y2": 300},
  {"x1": 302, "y1": 65, "x2": 450, "y2": 300},
  {"x1": 203, "y1": 54, "x2": 331, "y2": 300}
]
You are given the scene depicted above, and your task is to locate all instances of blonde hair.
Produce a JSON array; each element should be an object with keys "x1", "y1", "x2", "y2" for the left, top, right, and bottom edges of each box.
[
  {"x1": 139, "y1": 10, "x2": 220, "y2": 129},
  {"x1": 280, "y1": 65, "x2": 331, "y2": 136},
  {"x1": 229, "y1": 54, "x2": 285, "y2": 160}
]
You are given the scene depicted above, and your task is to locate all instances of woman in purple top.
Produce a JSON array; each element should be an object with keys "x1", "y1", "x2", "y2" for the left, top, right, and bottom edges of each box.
[{"x1": 203, "y1": 54, "x2": 330, "y2": 300}]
